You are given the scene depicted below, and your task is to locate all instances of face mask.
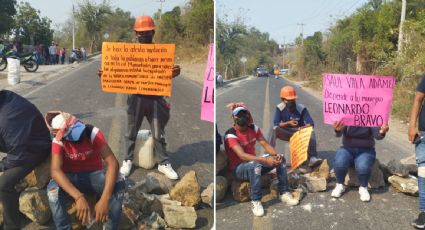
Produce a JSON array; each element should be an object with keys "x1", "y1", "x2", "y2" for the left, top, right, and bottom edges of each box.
[
  {"x1": 64, "y1": 122, "x2": 86, "y2": 142},
  {"x1": 285, "y1": 101, "x2": 296, "y2": 110},
  {"x1": 138, "y1": 35, "x2": 153, "y2": 44},
  {"x1": 236, "y1": 115, "x2": 249, "y2": 127}
]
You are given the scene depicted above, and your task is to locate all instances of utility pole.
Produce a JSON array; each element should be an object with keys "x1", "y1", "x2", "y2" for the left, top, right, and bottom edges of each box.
[
  {"x1": 72, "y1": 4, "x2": 75, "y2": 50},
  {"x1": 398, "y1": 0, "x2": 406, "y2": 53},
  {"x1": 297, "y1": 23, "x2": 305, "y2": 45},
  {"x1": 282, "y1": 37, "x2": 285, "y2": 68},
  {"x1": 158, "y1": 0, "x2": 165, "y2": 19}
]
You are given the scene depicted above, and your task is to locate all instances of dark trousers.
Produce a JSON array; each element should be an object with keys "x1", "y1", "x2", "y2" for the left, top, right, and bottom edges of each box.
[
  {"x1": 0, "y1": 160, "x2": 41, "y2": 229},
  {"x1": 125, "y1": 95, "x2": 170, "y2": 164},
  {"x1": 270, "y1": 126, "x2": 318, "y2": 158}
]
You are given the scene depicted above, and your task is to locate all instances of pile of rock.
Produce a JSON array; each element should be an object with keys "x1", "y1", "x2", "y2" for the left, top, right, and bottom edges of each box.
[{"x1": 383, "y1": 155, "x2": 418, "y2": 196}]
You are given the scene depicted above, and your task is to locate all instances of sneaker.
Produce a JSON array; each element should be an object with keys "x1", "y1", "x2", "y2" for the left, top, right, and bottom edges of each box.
[
  {"x1": 412, "y1": 212, "x2": 425, "y2": 229},
  {"x1": 251, "y1": 201, "x2": 264, "y2": 217},
  {"x1": 158, "y1": 163, "x2": 179, "y2": 180},
  {"x1": 280, "y1": 192, "x2": 299, "y2": 206},
  {"x1": 120, "y1": 160, "x2": 132, "y2": 177},
  {"x1": 358, "y1": 186, "x2": 370, "y2": 202},
  {"x1": 331, "y1": 183, "x2": 345, "y2": 198},
  {"x1": 308, "y1": 156, "x2": 323, "y2": 168}
]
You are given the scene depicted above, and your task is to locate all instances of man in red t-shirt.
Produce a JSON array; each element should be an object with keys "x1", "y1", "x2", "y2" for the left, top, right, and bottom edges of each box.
[
  {"x1": 44, "y1": 111, "x2": 124, "y2": 229},
  {"x1": 224, "y1": 103, "x2": 299, "y2": 217}
]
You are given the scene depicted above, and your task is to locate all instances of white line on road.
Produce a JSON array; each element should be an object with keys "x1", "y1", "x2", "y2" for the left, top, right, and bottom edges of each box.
[
  {"x1": 108, "y1": 93, "x2": 124, "y2": 159},
  {"x1": 262, "y1": 77, "x2": 271, "y2": 139}
]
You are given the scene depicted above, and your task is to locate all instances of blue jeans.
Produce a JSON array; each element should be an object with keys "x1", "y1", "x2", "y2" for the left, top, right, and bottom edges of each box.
[
  {"x1": 47, "y1": 170, "x2": 125, "y2": 230},
  {"x1": 234, "y1": 161, "x2": 289, "y2": 201},
  {"x1": 333, "y1": 147, "x2": 376, "y2": 187},
  {"x1": 415, "y1": 131, "x2": 425, "y2": 211}
]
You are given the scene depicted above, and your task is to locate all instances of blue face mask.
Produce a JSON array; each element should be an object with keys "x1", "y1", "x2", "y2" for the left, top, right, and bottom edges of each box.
[{"x1": 64, "y1": 121, "x2": 86, "y2": 142}]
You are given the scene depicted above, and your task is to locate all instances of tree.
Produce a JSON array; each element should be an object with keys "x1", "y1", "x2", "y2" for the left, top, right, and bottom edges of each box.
[
  {"x1": 0, "y1": 0, "x2": 16, "y2": 37},
  {"x1": 181, "y1": 0, "x2": 214, "y2": 45}
]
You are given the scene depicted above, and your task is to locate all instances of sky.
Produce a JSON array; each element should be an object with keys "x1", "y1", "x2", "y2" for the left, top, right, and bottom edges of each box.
[
  {"x1": 24, "y1": 0, "x2": 188, "y2": 29},
  {"x1": 217, "y1": 0, "x2": 372, "y2": 44}
]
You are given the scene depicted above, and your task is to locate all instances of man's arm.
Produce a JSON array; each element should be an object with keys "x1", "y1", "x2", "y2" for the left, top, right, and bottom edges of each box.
[
  {"x1": 231, "y1": 144, "x2": 278, "y2": 167},
  {"x1": 257, "y1": 134, "x2": 279, "y2": 156},
  {"x1": 409, "y1": 91, "x2": 425, "y2": 142},
  {"x1": 172, "y1": 65, "x2": 181, "y2": 78}
]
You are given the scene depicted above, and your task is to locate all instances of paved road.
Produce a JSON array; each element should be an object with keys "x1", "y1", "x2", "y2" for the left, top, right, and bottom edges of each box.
[
  {"x1": 216, "y1": 75, "x2": 418, "y2": 230},
  {"x1": 17, "y1": 56, "x2": 213, "y2": 229}
]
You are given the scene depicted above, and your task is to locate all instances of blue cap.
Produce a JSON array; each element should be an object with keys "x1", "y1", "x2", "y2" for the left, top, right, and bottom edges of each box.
[{"x1": 232, "y1": 107, "x2": 248, "y2": 116}]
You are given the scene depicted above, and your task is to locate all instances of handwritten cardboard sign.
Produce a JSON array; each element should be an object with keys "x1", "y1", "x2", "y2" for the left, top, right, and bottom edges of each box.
[
  {"x1": 101, "y1": 42, "x2": 175, "y2": 96},
  {"x1": 289, "y1": 126, "x2": 312, "y2": 170},
  {"x1": 201, "y1": 43, "x2": 214, "y2": 122},
  {"x1": 323, "y1": 73, "x2": 395, "y2": 127}
]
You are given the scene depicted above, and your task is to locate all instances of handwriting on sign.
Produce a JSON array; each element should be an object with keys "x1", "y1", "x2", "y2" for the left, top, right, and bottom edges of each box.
[
  {"x1": 201, "y1": 43, "x2": 214, "y2": 122},
  {"x1": 322, "y1": 73, "x2": 395, "y2": 127},
  {"x1": 101, "y1": 42, "x2": 175, "y2": 96},
  {"x1": 289, "y1": 126, "x2": 312, "y2": 170}
]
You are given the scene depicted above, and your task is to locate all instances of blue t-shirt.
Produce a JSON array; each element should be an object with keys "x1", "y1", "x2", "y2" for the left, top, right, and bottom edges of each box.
[
  {"x1": 417, "y1": 75, "x2": 425, "y2": 131},
  {"x1": 273, "y1": 103, "x2": 314, "y2": 127}
]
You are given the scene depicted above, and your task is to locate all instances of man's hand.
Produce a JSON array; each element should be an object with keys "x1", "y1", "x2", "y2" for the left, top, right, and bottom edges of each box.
[
  {"x1": 97, "y1": 69, "x2": 103, "y2": 78},
  {"x1": 172, "y1": 65, "x2": 181, "y2": 78},
  {"x1": 282, "y1": 120, "x2": 298, "y2": 128},
  {"x1": 75, "y1": 195, "x2": 92, "y2": 225},
  {"x1": 333, "y1": 120, "x2": 344, "y2": 132},
  {"x1": 409, "y1": 126, "x2": 418, "y2": 143},
  {"x1": 264, "y1": 156, "x2": 282, "y2": 167},
  {"x1": 379, "y1": 124, "x2": 389, "y2": 135},
  {"x1": 94, "y1": 198, "x2": 109, "y2": 224}
]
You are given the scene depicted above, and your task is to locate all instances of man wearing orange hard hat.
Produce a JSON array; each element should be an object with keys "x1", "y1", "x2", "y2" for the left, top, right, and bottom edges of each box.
[
  {"x1": 270, "y1": 85, "x2": 322, "y2": 169},
  {"x1": 99, "y1": 15, "x2": 181, "y2": 179}
]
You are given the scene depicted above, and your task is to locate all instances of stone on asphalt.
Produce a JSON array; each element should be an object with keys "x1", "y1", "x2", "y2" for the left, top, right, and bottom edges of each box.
[
  {"x1": 201, "y1": 183, "x2": 214, "y2": 207},
  {"x1": 344, "y1": 159, "x2": 385, "y2": 189},
  {"x1": 387, "y1": 159, "x2": 415, "y2": 177},
  {"x1": 231, "y1": 180, "x2": 250, "y2": 202},
  {"x1": 310, "y1": 159, "x2": 330, "y2": 179},
  {"x1": 216, "y1": 149, "x2": 228, "y2": 175},
  {"x1": 145, "y1": 212, "x2": 166, "y2": 229},
  {"x1": 216, "y1": 176, "x2": 228, "y2": 202},
  {"x1": 15, "y1": 158, "x2": 51, "y2": 192},
  {"x1": 301, "y1": 174, "x2": 327, "y2": 192},
  {"x1": 19, "y1": 189, "x2": 51, "y2": 225},
  {"x1": 163, "y1": 204, "x2": 197, "y2": 229},
  {"x1": 400, "y1": 154, "x2": 416, "y2": 165},
  {"x1": 138, "y1": 172, "x2": 174, "y2": 195},
  {"x1": 388, "y1": 175, "x2": 418, "y2": 196},
  {"x1": 169, "y1": 170, "x2": 201, "y2": 207}
]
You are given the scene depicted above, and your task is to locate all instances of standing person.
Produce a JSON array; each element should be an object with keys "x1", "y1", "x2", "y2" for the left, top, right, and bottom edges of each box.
[
  {"x1": 99, "y1": 16, "x2": 181, "y2": 179},
  {"x1": 81, "y1": 47, "x2": 87, "y2": 61},
  {"x1": 409, "y1": 74, "x2": 425, "y2": 228},
  {"x1": 43, "y1": 44, "x2": 50, "y2": 65},
  {"x1": 270, "y1": 86, "x2": 322, "y2": 168},
  {"x1": 0, "y1": 90, "x2": 51, "y2": 229},
  {"x1": 45, "y1": 111, "x2": 125, "y2": 229},
  {"x1": 55, "y1": 44, "x2": 60, "y2": 64},
  {"x1": 224, "y1": 103, "x2": 298, "y2": 217},
  {"x1": 60, "y1": 48, "x2": 66, "y2": 64},
  {"x1": 49, "y1": 42, "x2": 56, "y2": 65},
  {"x1": 216, "y1": 72, "x2": 223, "y2": 87},
  {"x1": 331, "y1": 121, "x2": 389, "y2": 202}
]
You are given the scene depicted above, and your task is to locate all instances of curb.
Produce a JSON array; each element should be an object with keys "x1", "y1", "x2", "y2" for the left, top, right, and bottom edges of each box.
[{"x1": 223, "y1": 75, "x2": 249, "y2": 84}]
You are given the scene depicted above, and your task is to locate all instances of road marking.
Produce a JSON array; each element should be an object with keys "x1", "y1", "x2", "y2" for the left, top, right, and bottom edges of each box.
[{"x1": 108, "y1": 93, "x2": 124, "y2": 160}]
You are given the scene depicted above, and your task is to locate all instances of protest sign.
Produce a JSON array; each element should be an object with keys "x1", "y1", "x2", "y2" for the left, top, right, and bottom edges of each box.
[
  {"x1": 323, "y1": 73, "x2": 395, "y2": 127},
  {"x1": 289, "y1": 126, "x2": 312, "y2": 170},
  {"x1": 101, "y1": 42, "x2": 175, "y2": 96},
  {"x1": 201, "y1": 43, "x2": 214, "y2": 122}
]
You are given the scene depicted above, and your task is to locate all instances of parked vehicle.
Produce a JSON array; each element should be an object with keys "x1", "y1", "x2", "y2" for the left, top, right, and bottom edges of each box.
[
  {"x1": 0, "y1": 50, "x2": 39, "y2": 72},
  {"x1": 256, "y1": 67, "x2": 269, "y2": 77}
]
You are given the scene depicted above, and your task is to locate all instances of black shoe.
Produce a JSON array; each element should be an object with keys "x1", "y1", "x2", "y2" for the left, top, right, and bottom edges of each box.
[{"x1": 412, "y1": 212, "x2": 425, "y2": 229}]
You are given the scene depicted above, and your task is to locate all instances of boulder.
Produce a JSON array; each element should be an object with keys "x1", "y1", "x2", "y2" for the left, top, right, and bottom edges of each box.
[
  {"x1": 132, "y1": 172, "x2": 173, "y2": 195},
  {"x1": 216, "y1": 149, "x2": 228, "y2": 175},
  {"x1": 291, "y1": 187, "x2": 307, "y2": 202},
  {"x1": 19, "y1": 189, "x2": 51, "y2": 224},
  {"x1": 387, "y1": 159, "x2": 417, "y2": 177},
  {"x1": 231, "y1": 180, "x2": 250, "y2": 202},
  {"x1": 310, "y1": 159, "x2": 330, "y2": 179},
  {"x1": 344, "y1": 159, "x2": 385, "y2": 189},
  {"x1": 300, "y1": 174, "x2": 327, "y2": 192},
  {"x1": 16, "y1": 158, "x2": 51, "y2": 192},
  {"x1": 145, "y1": 212, "x2": 166, "y2": 229},
  {"x1": 163, "y1": 204, "x2": 197, "y2": 229},
  {"x1": 169, "y1": 170, "x2": 201, "y2": 207},
  {"x1": 288, "y1": 171, "x2": 302, "y2": 189},
  {"x1": 216, "y1": 176, "x2": 228, "y2": 202},
  {"x1": 201, "y1": 183, "x2": 214, "y2": 207},
  {"x1": 136, "y1": 192, "x2": 163, "y2": 216},
  {"x1": 120, "y1": 203, "x2": 139, "y2": 229},
  {"x1": 388, "y1": 175, "x2": 418, "y2": 196},
  {"x1": 400, "y1": 154, "x2": 416, "y2": 165}
]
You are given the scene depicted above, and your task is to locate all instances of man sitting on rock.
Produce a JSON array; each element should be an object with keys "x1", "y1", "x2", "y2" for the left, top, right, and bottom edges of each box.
[
  {"x1": 0, "y1": 90, "x2": 51, "y2": 229},
  {"x1": 224, "y1": 103, "x2": 298, "y2": 217},
  {"x1": 45, "y1": 111, "x2": 125, "y2": 229}
]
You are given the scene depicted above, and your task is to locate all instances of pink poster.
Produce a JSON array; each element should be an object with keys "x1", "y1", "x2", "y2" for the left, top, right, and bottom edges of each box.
[
  {"x1": 323, "y1": 73, "x2": 395, "y2": 127},
  {"x1": 201, "y1": 43, "x2": 214, "y2": 122}
]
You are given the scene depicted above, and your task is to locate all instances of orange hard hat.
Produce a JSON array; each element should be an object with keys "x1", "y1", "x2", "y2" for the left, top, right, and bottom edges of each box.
[
  {"x1": 280, "y1": 86, "x2": 297, "y2": 100},
  {"x1": 134, "y1": 16, "x2": 155, "y2": 32}
]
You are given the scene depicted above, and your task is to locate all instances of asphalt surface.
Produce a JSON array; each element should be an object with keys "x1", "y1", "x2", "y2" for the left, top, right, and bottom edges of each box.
[
  {"x1": 216, "y1": 75, "x2": 418, "y2": 230},
  {"x1": 13, "y1": 56, "x2": 213, "y2": 229}
]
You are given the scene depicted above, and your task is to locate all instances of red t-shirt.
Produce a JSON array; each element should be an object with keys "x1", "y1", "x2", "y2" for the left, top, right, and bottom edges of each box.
[
  {"x1": 52, "y1": 127, "x2": 106, "y2": 173},
  {"x1": 224, "y1": 124, "x2": 263, "y2": 172}
]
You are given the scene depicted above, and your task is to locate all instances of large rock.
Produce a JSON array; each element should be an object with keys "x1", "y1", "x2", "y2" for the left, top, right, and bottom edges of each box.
[
  {"x1": 288, "y1": 171, "x2": 302, "y2": 189},
  {"x1": 292, "y1": 186, "x2": 307, "y2": 202},
  {"x1": 344, "y1": 159, "x2": 385, "y2": 189},
  {"x1": 19, "y1": 189, "x2": 51, "y2": 224},
  {"x1": 169, "y1": 170, "x2": 201, "y2": 207},
  {"x1": 201, "y1": 183, "x2": 214, "y2": 207},
  {"x1": 231, "y1": 180, "x2": 250, "y2": 202},
  {"x1": 145, "y1": 212, "x2": 166, "y2": 229},
  {"x1": 300, "y1": 174, "x2": 327, "y2": 192},
  {"x1": 388, "y1": 175, "x2": 418, "y2": 196},
  {"x1": 16, "y1": 158, "x2": 51, "y2": 192},
  {"x1": 135, "y1": 192, "x2": 163, "y2": 216},
  {"x1": 387, "y1": 159, "x2": 417, "y2": 177},
  {"x1": 216, "y1": 149, "x2": 228, "y2": 175},
  {"x1": 310, "y1": 159, "x2": 330, "y2": 179},
  {"x1": 400, "y1": 154, "x2": 416, "y2": 165},
  {"x1": 163, "y1": 204, "x2": 197, "y2": 229},
  {"x1": 132, "y1": 172, "x2": 174, "y2": 195},
  {"x1": 120, "y1": 203, "x2": 139, "y2": 229},
  {"x1": 216, "y1": 176, "x2": 228, "y2": 202}
]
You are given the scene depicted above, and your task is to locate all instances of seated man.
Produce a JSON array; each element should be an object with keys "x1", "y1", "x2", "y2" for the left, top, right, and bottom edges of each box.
[
  {"x1": 224, "y1": 103, "x2": 298, "y2": 217},
  {"x1": 270, "y1": 86, "x2": 322, "y2": 167},
  {"x1": 0, "y1": 90, "x2": 51, "y2": 229},
  {"x1": 45, "y1": 111, "x2": 125, "y2": 229}
]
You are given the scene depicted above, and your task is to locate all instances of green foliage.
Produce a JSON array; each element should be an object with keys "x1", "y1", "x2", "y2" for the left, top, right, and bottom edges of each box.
[
  {"x1": 13, "y1": 1, "x2": 53, "y2": 45},
  {"x1": 0, "y1": 0, "x2": 16, "y2": 37}
]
